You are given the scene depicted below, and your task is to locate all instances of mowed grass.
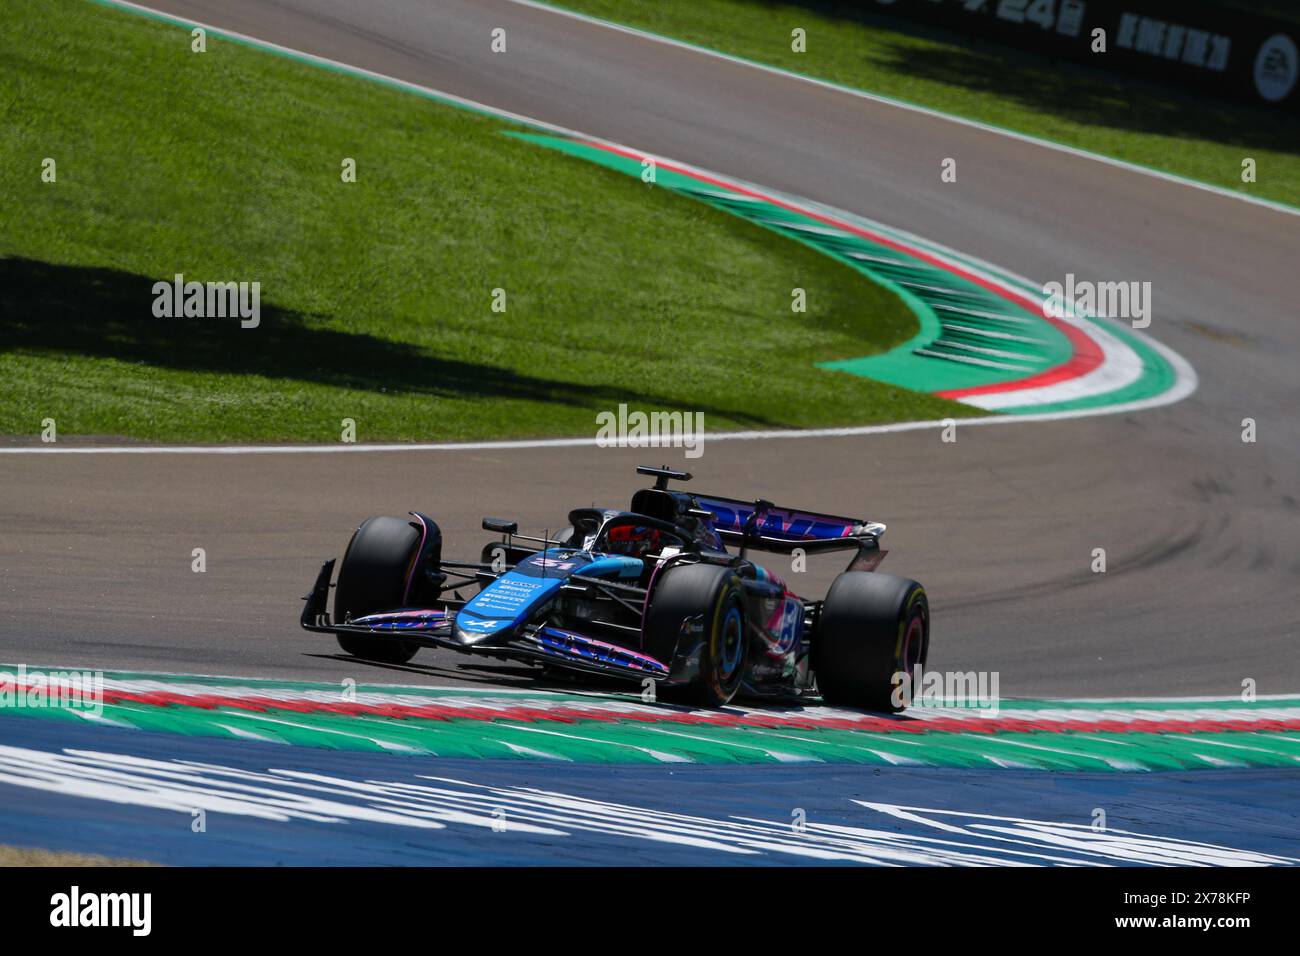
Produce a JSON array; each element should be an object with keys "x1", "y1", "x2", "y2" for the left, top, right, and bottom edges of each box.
[
  {"x1": 0, "y1": 0, "x2": 967, "y2": 444},
  {"x1": 0, "y1": 844, "x2": 155, "y2": 866},
  {"x1": 556, "y1": 0, "x2": 1300, "y2": 209}
]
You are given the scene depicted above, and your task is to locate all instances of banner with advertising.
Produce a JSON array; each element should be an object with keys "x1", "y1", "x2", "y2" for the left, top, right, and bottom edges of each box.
[{"x1": 867, "y1": 0, "x2": 1299, "y2": 108}]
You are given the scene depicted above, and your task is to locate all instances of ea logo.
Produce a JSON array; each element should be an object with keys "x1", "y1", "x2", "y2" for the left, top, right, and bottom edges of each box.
[{"x1": 1254, "y1": 33, "x2": 1298, "y2": 103}]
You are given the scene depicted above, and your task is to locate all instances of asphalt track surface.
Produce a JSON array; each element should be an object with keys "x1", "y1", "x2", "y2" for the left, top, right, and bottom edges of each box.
[{"x1": 3, "y1": 0, "x2": 1299, "y2": 699}]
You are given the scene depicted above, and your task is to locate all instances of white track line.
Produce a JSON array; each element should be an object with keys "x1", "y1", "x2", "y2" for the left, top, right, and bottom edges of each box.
[
  {"x1": 0, "y1": 398, "x2": 1188, "y2": 455},
  {"x1": 9, "y1": 659, "x2": 1298, "y2": 704},
  {"x1": 28, "y1": 0, "x2": 1192, "y2": 458},
  {"x1": 506, "y1": 0, "x2": 1300, "y2": 219}
]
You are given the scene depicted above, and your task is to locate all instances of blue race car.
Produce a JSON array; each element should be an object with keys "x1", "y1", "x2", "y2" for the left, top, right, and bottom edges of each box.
[{"x1": 301, "y1": 466, "x2": 929, "y2": 710}]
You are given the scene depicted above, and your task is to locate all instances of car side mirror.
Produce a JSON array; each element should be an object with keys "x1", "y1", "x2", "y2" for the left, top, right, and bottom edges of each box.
[{"x1": 482, "y1": 517, "x2": 518, "y2": 535}]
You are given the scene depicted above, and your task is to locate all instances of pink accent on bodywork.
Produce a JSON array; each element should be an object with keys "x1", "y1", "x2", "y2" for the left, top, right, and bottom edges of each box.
[
  {"x1": 358, "y1": 609, "x2": 446, "y2": 621},
  {"x1": 641, "y1": 553, "x2": 693, "y2": 651},
  {"x1": 401, "y1": 512, "x2": 428, "y2": 605}
]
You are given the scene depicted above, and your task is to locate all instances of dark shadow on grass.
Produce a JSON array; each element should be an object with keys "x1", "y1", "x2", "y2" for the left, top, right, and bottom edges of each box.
[
  {"x1": 737, "y1": 1, "x2": 1300, "y2": 154},
  {"x1": 0, "y1": 257, "x2": 777, "y2": 426}
]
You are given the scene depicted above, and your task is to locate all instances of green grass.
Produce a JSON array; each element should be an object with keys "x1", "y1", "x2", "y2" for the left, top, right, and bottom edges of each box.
[
  {"x1": 554, "y1": 0, "x2": 1300, "y2": 208},
  {"x1": 0, "y1": 0, "x2": 969, "y2": 444},
  {"x1": 0, "y1": 845, "x2": 155, "y2": 866}
]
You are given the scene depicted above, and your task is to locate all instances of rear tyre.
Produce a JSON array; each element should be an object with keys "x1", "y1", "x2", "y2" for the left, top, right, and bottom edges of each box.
[
  {"x1": 813, "y1": 572, "x2": 928, "y2": 712},
  {"x1": 644, "y1": 563, "x2": 747, "y2": 707},
  {"x1": 334, "y1": 515, "x2": 422, "y2": 665}
]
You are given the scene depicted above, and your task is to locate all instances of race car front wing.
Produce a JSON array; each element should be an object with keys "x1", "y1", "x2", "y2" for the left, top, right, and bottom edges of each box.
[{"x1": 300, "y1": 559, "x2": 677, "y2": 683}]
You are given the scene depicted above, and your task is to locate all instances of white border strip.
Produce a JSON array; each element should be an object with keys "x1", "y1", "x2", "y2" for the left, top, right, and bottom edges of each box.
[
  {"x1": 6, "y1": 660, "x2": 1298, "y2": 704},
  {"x1": 506, "y1": 0, "x2": 1300, "y2": 219},
  {"x1": 0, "y1": 391, "x2": 1192, "y2": 454}
]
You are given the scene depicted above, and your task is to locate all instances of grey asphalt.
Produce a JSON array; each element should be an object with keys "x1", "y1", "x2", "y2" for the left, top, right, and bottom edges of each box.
[{"x1": 2, "y1": 0, "x2": 1297, "y2": 698}]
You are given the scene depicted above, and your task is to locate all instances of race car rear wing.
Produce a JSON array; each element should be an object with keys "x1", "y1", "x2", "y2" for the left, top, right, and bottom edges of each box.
[
  {"x1": 692, "y1": 493, "x2": 886, "y2": 557},
  {"x1": 632, "y1": 467, "x2": 888, "y2": 570}
]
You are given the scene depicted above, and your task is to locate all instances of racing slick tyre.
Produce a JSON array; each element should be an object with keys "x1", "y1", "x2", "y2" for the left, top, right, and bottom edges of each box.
[
  {"x1": 644, "y1": 563, "x2": 748, "y2": 707},
  {"x1": 813, "y1": 572, "x2": 928, "y2": 713},
  {"x1": 333, "y1": 515, "x2": 422, "y2": 665}
]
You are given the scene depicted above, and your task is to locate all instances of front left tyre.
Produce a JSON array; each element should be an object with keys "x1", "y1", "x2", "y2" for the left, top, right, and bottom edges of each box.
[
  {"x1": 333, "y1": 515, "x2": 422, "y2": 665},
  {"x1": 644, "y1": 563, "x2": 748, "y2": 707}
]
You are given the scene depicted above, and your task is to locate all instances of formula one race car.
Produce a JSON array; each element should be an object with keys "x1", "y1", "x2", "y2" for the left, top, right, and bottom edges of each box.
[{"x1": 301, "y1": 466, "x2": 929, "y2": 711}]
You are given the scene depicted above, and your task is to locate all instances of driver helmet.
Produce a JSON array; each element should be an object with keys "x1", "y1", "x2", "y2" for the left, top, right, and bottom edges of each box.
[{"x1": 605, "y1": 523, "x2": 664, "y2": 558}]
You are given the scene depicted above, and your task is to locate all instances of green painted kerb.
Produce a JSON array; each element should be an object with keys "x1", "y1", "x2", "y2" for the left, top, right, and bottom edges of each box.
[
  {"x1": 511, "y1": 133, "x2": 1074, "y2": 395},
  {"x1": 9, "y1": 695, "x2": 1300, "y2": 771},
  {"x1": 4, "y1": 665, "x2": 1298, "y2": 772}
]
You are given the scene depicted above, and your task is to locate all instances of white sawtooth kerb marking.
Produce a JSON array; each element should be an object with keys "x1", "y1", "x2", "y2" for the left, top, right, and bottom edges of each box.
[
  {"x1": 11, "y1": 0, "x2": 1198, "y2": 458},
  {"x1": 693, "y1": 174, "x2": 1171, "y2": 412},
  {"x1": 12, "y1": 661, "x2": 1300, "y2": 705},
  {"x1": 15, "y1": 671, "x2": 1300, "y2": 727}
]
